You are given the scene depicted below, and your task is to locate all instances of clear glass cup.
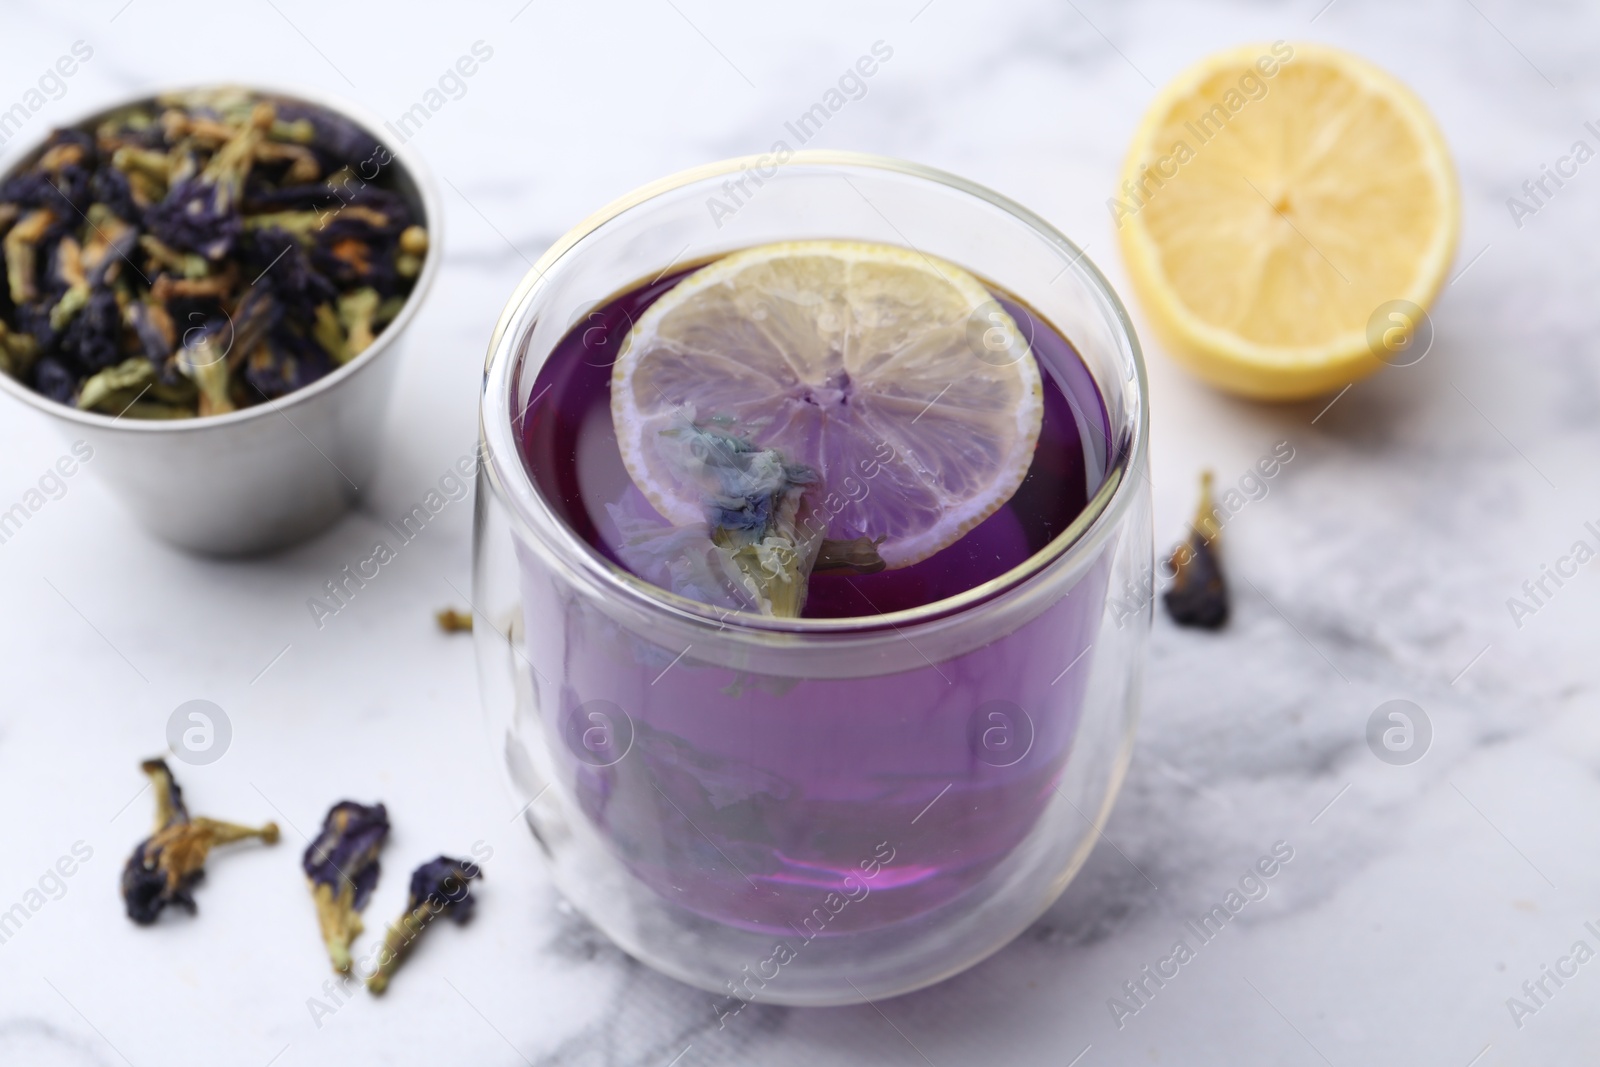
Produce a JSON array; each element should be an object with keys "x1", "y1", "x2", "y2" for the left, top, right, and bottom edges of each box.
[{"x1": 474, "y1": 152, "x2": 1151, "y2": 1006}]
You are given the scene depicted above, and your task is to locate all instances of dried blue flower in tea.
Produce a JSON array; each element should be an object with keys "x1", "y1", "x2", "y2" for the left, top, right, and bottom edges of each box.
[
  {"x1": 0, "y1": 88, "x2": 426, "y2": 417},
  {"x1": 435, "y1": 608, "x2": 472, "y2": 633},
  {"x1": 120, "y1": 758, "x2": 279, "y2": 924},
  {"x1": 608, "y1": 419, "x2": 886, "y2": 617},
  {"x1": 365, "y1": 856, "x2": 483, "y2": 994},
  {"x1": 303, "y1": 800, "x2": 390, "y2": 972},
  {"x1": 1162, "y1": 471, "x2": 1229, "y2": 630}
]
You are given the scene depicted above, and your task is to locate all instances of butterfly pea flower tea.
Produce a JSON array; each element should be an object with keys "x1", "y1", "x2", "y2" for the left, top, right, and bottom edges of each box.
[{"x1": 476, "y1": 154, "x2": 1152, "y2": 1004}]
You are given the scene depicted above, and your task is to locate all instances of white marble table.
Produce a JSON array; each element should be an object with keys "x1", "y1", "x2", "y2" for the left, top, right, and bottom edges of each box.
[{"x1": 2, "y1": 1, "x2": 1597, "y2": 1063}]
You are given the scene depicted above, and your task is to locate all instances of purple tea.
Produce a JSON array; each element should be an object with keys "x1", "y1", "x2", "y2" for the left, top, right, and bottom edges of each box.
[{"x1": 512, "y1": 245, "x2": 1113, "y2": 934}]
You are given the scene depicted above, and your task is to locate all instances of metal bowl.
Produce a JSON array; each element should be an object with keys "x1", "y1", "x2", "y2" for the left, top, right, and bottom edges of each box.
[{"x1": 0, "y1": 84, "x2": 442, "y2": 555}]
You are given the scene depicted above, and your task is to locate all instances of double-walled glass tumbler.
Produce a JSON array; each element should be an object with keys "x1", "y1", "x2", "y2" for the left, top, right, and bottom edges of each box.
[{"x1": 475, "y1": 152, "x2": 1150, "y2": 1006}]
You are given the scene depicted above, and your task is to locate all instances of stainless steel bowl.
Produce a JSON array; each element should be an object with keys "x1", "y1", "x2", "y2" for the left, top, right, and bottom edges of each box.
[{"x1": 0, "y1": 85, "x2": 441, "y2": 555}]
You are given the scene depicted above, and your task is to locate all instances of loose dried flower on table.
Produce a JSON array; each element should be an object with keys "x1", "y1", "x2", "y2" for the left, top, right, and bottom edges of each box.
[
  {"x1": 434, "y1": 607, "x2": 472, "y2": 633},
  {"x1": 303, "y1": 799, "x2": 390, "y2": 972},
  {"x1": 366, "y1": 855, "x2": 483, "y2": 994},
  {"x1": 1162, "y1": 471, "x2": 1230, "y2": 630},
  {"x1": 120, "y1": 758, "x2": 279, "y2": 924}
]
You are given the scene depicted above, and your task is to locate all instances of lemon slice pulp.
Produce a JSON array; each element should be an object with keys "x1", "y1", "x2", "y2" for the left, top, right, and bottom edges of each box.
[
  {"x1": 1117, "y1": 42, "x2": 1460, "y2": 400},
  {"x1": 610, "y1": 240, "x2": 1044, "y2": 569}
]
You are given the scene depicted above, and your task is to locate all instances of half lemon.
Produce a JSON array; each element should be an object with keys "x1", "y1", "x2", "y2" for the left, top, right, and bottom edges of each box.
[{"x1": 1116, "y1": 42, "x2": 1460, "y2": 400}]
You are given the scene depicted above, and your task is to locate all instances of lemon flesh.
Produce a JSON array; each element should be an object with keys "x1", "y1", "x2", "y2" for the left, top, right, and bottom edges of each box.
[
  {"x1": 1117, "y1": 42, "x2": 1459, "y2": 400},
  {"x1": 610, "y1": 240, "x2": 1044, "y2": 569}
]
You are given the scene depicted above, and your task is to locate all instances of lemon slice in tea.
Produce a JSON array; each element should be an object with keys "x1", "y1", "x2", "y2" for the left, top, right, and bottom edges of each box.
[
  {"x1": 1117, "y1": 42, "x2": 1459, "y2": 400},
  {"x1": 610, "y1": 240, "x2": 1044, "y2": 569}
]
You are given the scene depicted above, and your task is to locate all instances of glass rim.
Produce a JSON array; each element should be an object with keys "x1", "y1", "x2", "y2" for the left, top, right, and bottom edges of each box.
[{"x1": 480, "y1": 150, "x2": 1149, "y2": 637}]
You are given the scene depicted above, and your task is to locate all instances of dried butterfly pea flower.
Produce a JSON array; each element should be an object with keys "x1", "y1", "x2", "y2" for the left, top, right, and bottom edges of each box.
[
  {"x1": 125, "y1": 297, "x2": 174, "y2": 362},
  {"x1": 240, "y1": 226, "x2": 334, "y2": 322},
  {"x1": 90, "y1": 165, "x2": 138, "y2": 220},
  {"x1": 310, "y1": 302, "x2": 347, "y2": 363},
  {"x1": 112, "y1": 145, "x2": 173, "y2": 185},
  {"x1": 303, "y1": 801, "x2": 390, "y2": 973},
  {"x1": 0, "y1": 320, "x2": 37, "y2": 378},
  {"x1": 143, "y1": 106, "x2": 267, "y2": 261},
  {"x1": 0, "y1": 91, "x2": 426, "y2": 417},
  {"x1": 365, "y1": 856, "x2": 483, "y2": 995},
  {"x1": 137, "y1": 234, "x2": 206, "y2": 278},
  {"x1": 175, "y1": 319, "x2": 235, "y2": 416},
  {"x1": 38, "y1": 141, "x2": 88, "y2": 173},
  {"x1": 224, "y1": 287, "x2": 278, "y2": 364},
  {"x1": 80, "y1": 205, "x2": 139, "y2": 282},
  {"x1": 270, "y1": 102, "x2": 382, "y2": 171},
  {"x1": 0, "y1": 155, "x2": 90, "y2": 215},
  {"x1": 687, "y1": 423, "x2": 887, "y2": 605},
  {"x1": 120, "y1": 758, "x2": 279, "y2": 924},
  {"x1": 150, "y1": 266, "x2": 238, "y2": 301},
  {"x1": 45, "y1": 237, "x2": 87, "y2": 330},
  {"x1": 1162, "y1": 471, "x2": 1229, "y2": 630},
  {"x1": 157, "y1": 106, "x2": 238, "y2": 148},
  {"x1": 675, "y1": 421, "x2": 823, "y2": 617},
  {"x1": 435, "y1": 608, "x2": 473, "y2": 633},
  {"x1": 245, "y1": 328, "x2": 332, "y2": 400},
  {"x1": 337, "y1": 288, "x2": 379, "y2": 359},
  {"x1": 252, "y1": 140, "x2": 320, "y2": 183},
  {"x1": 59, "y1": 286, "x2": 122, "y2": 373},
  {"x1": 395, "y1": 225, "x2": 427, "y2": 279},
  {"x1": 32, "y1": 358, "x2": 75, "y2": 403},
  {"x1": 5, "y1": 208, "x2": 56, "y2": 304},
  {"x1": 609, "y1": 419, "x2": 887, "y2": 617},
  {"x1": 77, "y1": 356, "x2": 153, "y2": 413}
]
